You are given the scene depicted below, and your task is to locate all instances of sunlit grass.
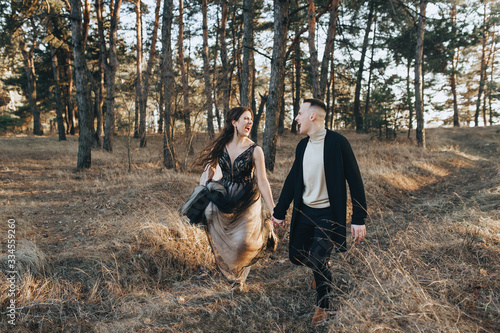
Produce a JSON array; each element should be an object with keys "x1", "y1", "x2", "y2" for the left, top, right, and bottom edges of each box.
[{"x1": 0, "y1": 126, "x2": 499, "y2": 331}]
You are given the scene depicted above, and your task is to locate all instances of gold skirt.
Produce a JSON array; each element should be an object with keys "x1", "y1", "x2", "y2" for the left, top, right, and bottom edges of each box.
[{"x1": 204, "y1": 181, "x2": 275, "y2": 283}]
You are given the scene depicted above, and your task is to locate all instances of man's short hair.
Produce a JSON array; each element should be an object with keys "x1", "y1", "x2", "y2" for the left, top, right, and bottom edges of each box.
[
  {"x1": 303, "y1": 98, "x2": 327, "y2": 112},
  {"x1": 303, "y1": 98, "x2": 326, "y2": 118}
]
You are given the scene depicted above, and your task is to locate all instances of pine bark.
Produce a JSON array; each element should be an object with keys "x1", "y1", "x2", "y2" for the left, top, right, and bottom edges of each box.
[
  {"x1": 135, "y1": 0, "x2": 147, "y2": 147},
  {"x1": 178, "y1": 0, "x2": 191, "y2": 140},
  {"x1": 415, "y1": 0, "x2": 427, "y2": 148},
  {"x1": 50, "y1": 46, "x2": 67, "y2": 141},
  {"x1": 213, "y1": 13, "x2": 221, "y2": 130},
  {"x1": 488, "y1": 32, "x2": 496, "y2": 126},
  {"x1": 406, "y1": 57, "x2": 413, "y2": 138},
  {"x1": 19, "y1": 36, "x2": 43, "y2": 136},
  {"x1": 474, "y1": 1, "x2": 487, "y2": 127},
  {"x1": 70, "y1": 0, "x2": 92, "y2": 168},
  {"x1": 353, "y1": 0, "x2": 375, "y2": 133},
  {"x1": 219, "y1": 0, "x2": 230, "y2": 117},
  {"x1": 162, "y1": 0, "x2": 177, "y2": 169},
  {"x1": 202, "y1": 0, "x2": 215, "y2": 137},
  {"x1": 263, "y1": 0, "x2": 289, "y2": 171},
  {"x1": 158, "y1": 80, "x2": 164, "y2": 133},
  {"x1": 251, "y1": 93, "x2": 267, "y2": 142},
  {"x1": 241, "y1": 0, "x2": 254, "y2": 107},
  {"x1": 450, "y1": 3, "x2": 460, "y2": 127},
  {"x1": 364, "y1": 17, "x2": 376, "y2": 118},
  {"x1": 319, "y1": 0, "x2": 339, "y2": 101},
  {"x1": 64, "y1": 49, "x2": 76, "y2": 135},
  {"x1": 307, "y1": 0, "x2": 320, "y2": 99},
  {"x1": 141, "y1": 0, "x2": 162, "y2": 136},
  {"x1": 103, "y1": 0, "x2": 123, "y2": 152},
  {"x1": 291, "y1": 25, "x2": 301, "y2": 134},
  {"x1": 95, "y1": 0, "x2": 106, "y2": 144}
]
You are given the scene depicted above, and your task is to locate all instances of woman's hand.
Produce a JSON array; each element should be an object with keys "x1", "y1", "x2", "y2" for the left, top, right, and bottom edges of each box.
[{"x1": 271, "y1": 216, "x2": 286, "y2": 227}]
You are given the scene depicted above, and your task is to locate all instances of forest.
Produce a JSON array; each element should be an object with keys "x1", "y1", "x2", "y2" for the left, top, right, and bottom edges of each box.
[
  {"x1": 0, "y1": 0, "x2": 500, "y2": 332},
  {"x1": 0, "y1": 0, "x2": 499, "y2": 170}
]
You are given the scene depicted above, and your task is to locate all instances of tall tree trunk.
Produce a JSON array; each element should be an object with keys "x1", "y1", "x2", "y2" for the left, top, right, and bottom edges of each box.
[
  {"x1": 82, "y1": 0, "x2": 90, "y2": 50},
  {"x1": 482, "y1": 21, "x2": 494, "y2": 126},
  {"x1": 92, "y1": 63, "x2": 103, "y2": 147},
  {"x1": 488, "y1": 29, "x2": 496, "y2": 126},
  {"x1": 307, "y1": 0, "x2": 320, "y2": 99},
  {"x1": 482, "y1": 83, "x2": 487, "y2": 126},
  {"x1": 134, "y1": 98, "x2": 139, "y2": 137},
  {"x1": 285, "y1": 5, "x2": 330, "y2": 62},
  {"x1": 60, "y1": 60, "x2": 70, "y2": 133},
  {"x1": 141, "y1": 0, "x2": 162, "y2": 137},
  {"x1": 251, "y1": 93, "x2": 267, "y2": 143},
  {"x1": 162, "y1": 0, "x2": 176, "y2": 169},
  {"x1": 319, "y1": 0, "x2": 339, "y2": 100},
  {"x1": 50, "y1": 46, "x2": 67, "y2": 141},
  {"x1": 213, "y1": 12, "x2": 221, "y2": 130},
  {"x1": 465, "y1": 79, "x2": 472, "y2": 126},
  {"x1": 291, "y1": 32, "x2": 300, "y2": 134},
  {"x1": 178, "y1": 0, "x2": 191, "y2": 141},
  {"x1": 227, "y1": 8, "x2": 241, "y2": 110},
  {"x1": 263, "y1": 0, "x2": 289, "y2": 171},
  {"x1": 219, "y1": 0, "x2": 230, "y2": 118},
  {"x1": 202, "y1": 0, "x2": 215, "y2": 138},
  {"x1": 364, "y1": 16, "x2": 377, "y2": 124},
  {"x1": 136, "y1": 0, "x2": 146, "y2": 145},
  {"x1": 133, "y1": 0, "x2": 141, "y2": 139},
  {"x1": 278, "y1": 84, "x2": 285, "y2": 135},
  {"x1": 103, "y1": 0, "x2": 123, "y2": 152},
  {"x1": 474, "y1": 0, "x2": 487, "y2": 127},
  {"x1": 70, "y1": 0, "x2": 92, "y2": 168},
  {"x1": 19, "y1": 36, "x2": 43, "y2": 136},
  {"x1": 250, "y1": 46, "x2": 257, "y2": 115},
  {"x1": 415, "y1": 0, "x2": 427, "y2": 148},
  {"x1": 241, "y1": 0, "x2": 254, "y2": 107},
  {"x1": 450, "y1": 3, "x2": 460, "y2": 127},
  {"x1": 95, "y1": 0, "x2": 106, "y2": 145},
  {"x1": 82, "y1": 0, "x2": 91, "y2": 136},
  {"x1": 406, "y1": 57, "x2": 413, "y2": 138},
  {"x1": 328, "y1": 53, "x2": 336, "y2": 129},
  {"x1": 353, "y1": 0, "x2": 375, "y2": 133},
  {"x1": 64, "y1": 49, "x2": 76, "y2": 135},
  {"x1": 158, "y1": 80, "x2": 164, "y2": 133}
]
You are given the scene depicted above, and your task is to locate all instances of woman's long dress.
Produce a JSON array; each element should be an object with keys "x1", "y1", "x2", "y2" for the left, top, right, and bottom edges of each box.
[{"x1": 204, "y1": 143, "x2": 276, "y2": 284}]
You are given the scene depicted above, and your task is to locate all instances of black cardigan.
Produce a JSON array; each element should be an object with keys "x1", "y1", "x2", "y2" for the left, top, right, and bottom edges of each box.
[{"x1": 273, "y1": 130, "x2": 367, "y2": 249}]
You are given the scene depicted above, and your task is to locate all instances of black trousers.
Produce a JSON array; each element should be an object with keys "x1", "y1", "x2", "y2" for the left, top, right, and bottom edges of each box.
[{"x1": 289, "y1": 205, "x2": 338, "y2": 309}]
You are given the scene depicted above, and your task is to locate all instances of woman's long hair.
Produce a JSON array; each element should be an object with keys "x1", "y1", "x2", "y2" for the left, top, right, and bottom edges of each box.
[{"x1": 196, "y1": 106, "x2": 253, "y2": 168}]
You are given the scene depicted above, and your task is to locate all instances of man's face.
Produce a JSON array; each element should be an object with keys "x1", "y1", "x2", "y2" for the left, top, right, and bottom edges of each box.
[{"x1": 295, "y1": 103, "x2": 313, "y2": 134}]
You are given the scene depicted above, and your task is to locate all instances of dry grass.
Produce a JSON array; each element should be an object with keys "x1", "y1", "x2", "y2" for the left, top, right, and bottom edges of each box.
[{"x1": 1, "y1": 126, "x2": 499, "y2": 332}]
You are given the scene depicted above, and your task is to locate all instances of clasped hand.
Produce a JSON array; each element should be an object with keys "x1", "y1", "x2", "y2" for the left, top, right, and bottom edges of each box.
[{"x1": 271, "y1": 216, "x2": 286, "y2": 227}]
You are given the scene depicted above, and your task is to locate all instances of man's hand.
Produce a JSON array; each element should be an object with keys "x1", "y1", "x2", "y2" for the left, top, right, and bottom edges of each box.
[
  {"x1": 271, "y1": 216, "x2": 286, "y2": 227},
  {"x1": 351, "y1": 224, "x2": 366, "y2": 243}
]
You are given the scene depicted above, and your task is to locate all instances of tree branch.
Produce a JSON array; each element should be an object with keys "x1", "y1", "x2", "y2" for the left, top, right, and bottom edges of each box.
[{"x1": 243, "y1": 45, "x2": 272, "y2": 61}]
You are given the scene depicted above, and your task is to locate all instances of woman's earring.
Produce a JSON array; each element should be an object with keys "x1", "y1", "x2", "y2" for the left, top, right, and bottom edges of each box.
[{"x1": 236, "y1": 127, "x2": 239, "y2": 137}]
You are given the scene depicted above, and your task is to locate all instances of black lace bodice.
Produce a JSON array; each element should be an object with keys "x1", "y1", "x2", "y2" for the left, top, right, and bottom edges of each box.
[{"x1": 219, "y1": 144, "x2": 257, "y2": 185}]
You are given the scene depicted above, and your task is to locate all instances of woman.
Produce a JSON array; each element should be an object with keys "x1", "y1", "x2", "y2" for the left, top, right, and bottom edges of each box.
[{"x1": 196, "y1": 106, "x2": 277, "y2": 287}]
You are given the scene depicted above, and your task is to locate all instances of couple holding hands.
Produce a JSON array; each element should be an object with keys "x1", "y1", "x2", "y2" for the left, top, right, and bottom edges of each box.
[{"x1": 189, "y1": 98, "x2": 367, "y2": 326}]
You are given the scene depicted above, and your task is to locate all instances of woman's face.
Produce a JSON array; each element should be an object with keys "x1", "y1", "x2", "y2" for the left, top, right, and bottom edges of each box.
[{"x1": 232, "y1": 110, "x2": 253, "y2": 137}]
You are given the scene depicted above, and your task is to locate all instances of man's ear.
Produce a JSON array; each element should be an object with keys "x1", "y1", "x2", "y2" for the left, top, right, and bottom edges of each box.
[{"x1": 310, "y1": 112, "x2": 317, "y2": 121}]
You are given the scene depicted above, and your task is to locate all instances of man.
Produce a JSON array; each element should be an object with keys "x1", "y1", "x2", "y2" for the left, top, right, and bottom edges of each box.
[{"x1": 272, "y1": 98, "x2": 367, "y2": 326}]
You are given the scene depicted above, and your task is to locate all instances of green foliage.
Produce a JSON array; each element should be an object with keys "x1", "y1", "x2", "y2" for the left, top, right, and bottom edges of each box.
[{"x1": 0, "y1": 115, "x2": 24, "y2": 131}]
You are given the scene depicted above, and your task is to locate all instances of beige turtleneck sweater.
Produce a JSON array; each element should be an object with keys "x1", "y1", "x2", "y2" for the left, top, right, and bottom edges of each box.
[{"x1": 302, "y1": 127, "x2": 330, "y2": 208}]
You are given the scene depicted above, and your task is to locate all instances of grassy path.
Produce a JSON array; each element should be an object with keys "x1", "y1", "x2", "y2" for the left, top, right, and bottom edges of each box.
[{"x1": 1, "y1": 127, "x2": 498, "y2": 332}]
